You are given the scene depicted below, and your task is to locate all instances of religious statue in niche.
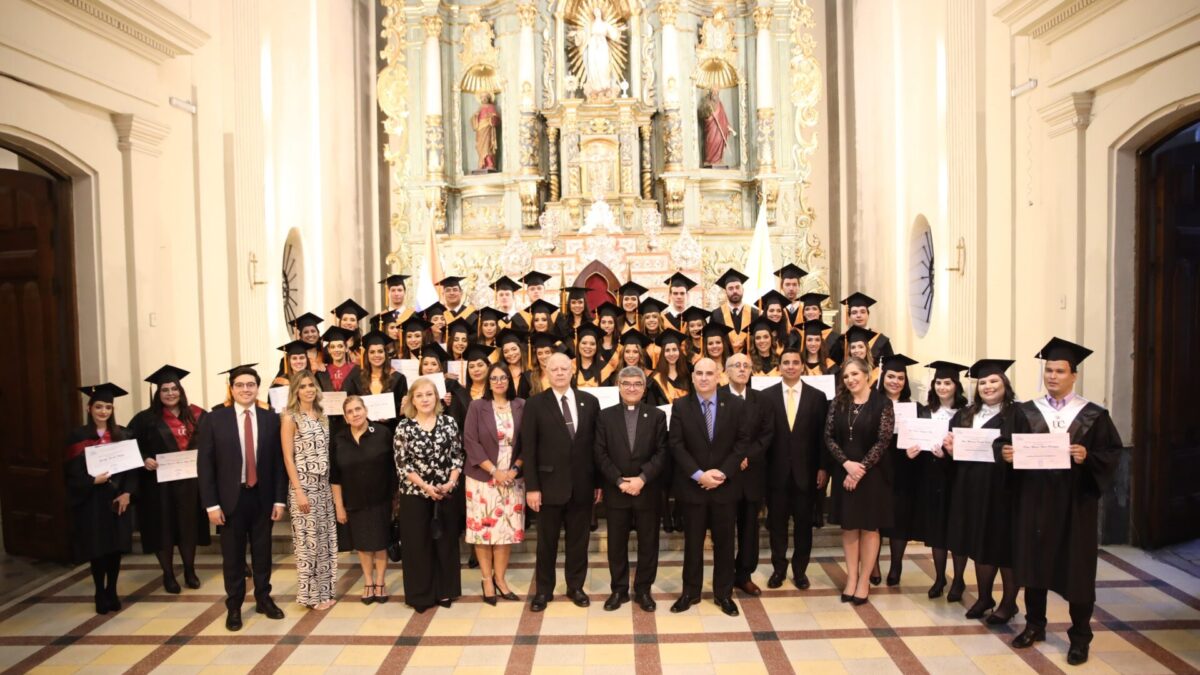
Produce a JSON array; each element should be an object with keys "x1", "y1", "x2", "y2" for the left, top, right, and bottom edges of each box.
[
  {"x1": 567, "y1": 0, "x2": 628, "y2": 101},
  {"x1": 700, "y1": 88, "x2": 735, "y2": 167},
  {"x1": 695, "y1": 5, "x2": 739, "y2": 91},
  {"x1": 471, "y1": 92, "x2": 501, "y2": 173}
]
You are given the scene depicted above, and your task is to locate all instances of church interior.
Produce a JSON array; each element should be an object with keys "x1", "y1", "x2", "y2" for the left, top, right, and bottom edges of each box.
[{"x1": 1, "y1": 0, "x2": 1199, "y2": 672}]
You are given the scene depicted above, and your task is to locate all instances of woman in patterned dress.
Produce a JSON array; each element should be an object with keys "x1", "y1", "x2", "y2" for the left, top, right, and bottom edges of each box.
[
  {"x1": 281, "y1": 370, "x2": 337, "y2": 610},
  {"x1": 394, "y1": 377, "x2": 465, "y2": 612},
  {"x1": 463, "y1": 364, "x2": 526, "y2": 605}
]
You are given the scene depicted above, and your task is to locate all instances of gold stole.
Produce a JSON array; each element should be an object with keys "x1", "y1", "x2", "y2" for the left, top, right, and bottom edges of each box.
[
  {"x1": 443, "y1": 304, "x2": 476, "y2": 325},
  {"x1": 720, "y1": 304, "x2": 753, "y2": 352},
  {"x1": 652, "y1": 372, "x2": 689, "y2": 402}
]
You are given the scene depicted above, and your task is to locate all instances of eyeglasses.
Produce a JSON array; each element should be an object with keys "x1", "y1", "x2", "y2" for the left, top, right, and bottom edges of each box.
[
  {"x1": 618, "y1": 381, "x2": 644, "y2": 388},
  {"x1": 727, "y1": 363, "x2": 751, "y2": 369},
  {"x1": 488, "y1": 376, "x2": 509, "y2": 383},
  {"x1": 231, "y1": 382, "x2": 257, "y2": 389}
]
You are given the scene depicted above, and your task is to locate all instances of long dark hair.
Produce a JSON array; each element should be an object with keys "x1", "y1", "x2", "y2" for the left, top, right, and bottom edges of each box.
[
  {"x1": 483, "y1": 363, "x2": 517, "y2": 400},
  {"x1": 359, "y1": 343, "x2": 396, "y2": 390},
  {"x1": 86, "y1": 401, "x2": 126, "y2": 441},
  {"x1": 834, "y1": 357, "x2": 872, "y2": 413},
  {"x1": 653, "y1": 340, "x2": 691, "y2": 381},
  {"x1": 149, "y1": 380, "x2": 199, "y2": 431},
  {"x1": 926, "y1": 376, "x2": 967, "y2": 412},
  {"x1": 962, "y1": 372, "x2": 1016, "y2": 419}
]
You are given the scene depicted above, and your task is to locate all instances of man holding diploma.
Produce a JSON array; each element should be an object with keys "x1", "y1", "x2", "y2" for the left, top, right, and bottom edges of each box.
[{"x1": 1001, "y1": 338, "x2": 1122, "y2": 666}]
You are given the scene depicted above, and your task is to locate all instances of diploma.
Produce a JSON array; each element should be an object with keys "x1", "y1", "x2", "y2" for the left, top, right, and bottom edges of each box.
[
  {"x1": 391, "y1": 359, "x2": 421, "y2": 384},
  {"x1": 424, "y1": 372, "x2": 448, "y2": 398},
  {"x1": 155, "y1": 450, "x2": 198, "y2": 482},
  {"x1": 892, "y1": 401, "x2": 917, "y2": 422},
  {"x1": 268, "y1": 386, "x2": 289, "y2": 413},
  {"x1": 951, "y1": 427, "x2": 999, "y2": 463},
  {"x1": 658, "y1": 404, "x2": 673, "y2": 429},
  {"x1": 85, "y1": 439, "x2": 144, "y2": 477},
  {"x1": 447, "y1": 360, "x2": 464, "y2": 378},
  {"x1": 1013, "y1": 432, "x2": 1071, "y2": 470},
  {"x1": 580, "y1": 386, "x2": 620, "y2": 410},
  {"x1": 800, "y1": 374, "x2": 837, "y2": 400},
  {"x1": 361, "y1": 393, "x2": 397, "y2": 421},
  {"x1": 321, "y1": 390, "x2": 347, "y2": 416},
  {"x1": 751, "y1": 376, "x2": 781, "y2": 391},
  {"x1": 897, "y1": 417, "x2": 949, "y2": 451}
]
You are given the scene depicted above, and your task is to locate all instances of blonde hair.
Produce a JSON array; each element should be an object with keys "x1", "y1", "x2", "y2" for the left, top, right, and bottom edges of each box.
[
  {"x1": 401, "y1": 376, "x2": 445, "y2": 419},
  {"x1": 285, "y1": 370, "x2": 324, "y2": 417}
]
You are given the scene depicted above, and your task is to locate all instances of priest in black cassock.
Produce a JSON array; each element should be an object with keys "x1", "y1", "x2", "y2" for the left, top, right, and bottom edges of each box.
[{"x1": 1001, "y1": 337, "x2": 1122, "y2": 667}]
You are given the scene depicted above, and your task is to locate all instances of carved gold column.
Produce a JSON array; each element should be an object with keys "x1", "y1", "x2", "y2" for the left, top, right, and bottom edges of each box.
[
  {"x1": 377, "y1": 0, "x2": 411, "y2": 269},
  {"x1": 753, "y1": 3, "x2": 778, "y2": 224},
  {"x1": 658, "y1": 0, "x2": 684, "y2": 225},
  {"x1": 422, "y1": 15, "x2": 447, "y2": 231},
  {"x1": 517, "y1": 2, "x2": 541, "y2": 227},
  {"x1": 548, "y1": 127, "x2": 561, "y2": 202},
  {"x1": 639, "y1": 123, "x2": 652, "y2": 199}
]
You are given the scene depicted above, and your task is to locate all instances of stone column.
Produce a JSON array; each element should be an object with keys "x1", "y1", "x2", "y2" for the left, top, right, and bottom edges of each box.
[
  {"x1": 548, "y1": 127, "x2": 561, "y2": 202},
  {"x1": 517, "y1": 2, "x2": 541, "y2": 227},
  {"x1": 422, "y1": 15, "x2": 447, "y2": 231},
  {"x1": 753, "y1": 3, "x2": 779, "y2": 223},
  {"x1": 658, "y1": 0, "x2": 684, "y2": 224},
  {"x1": 639, "y1": 122, "x2": 653, "y2": 199}
]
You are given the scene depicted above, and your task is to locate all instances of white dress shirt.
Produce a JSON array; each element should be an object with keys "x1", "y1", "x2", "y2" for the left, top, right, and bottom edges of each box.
[{"x1": 551, "y1": 386, "x2": 577, "y2": 423}]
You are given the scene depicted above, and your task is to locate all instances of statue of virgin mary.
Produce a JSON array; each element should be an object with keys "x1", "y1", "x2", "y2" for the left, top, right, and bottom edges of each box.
[{"x1": 573, "y1": 7, "x2": 622, "y2": 99}]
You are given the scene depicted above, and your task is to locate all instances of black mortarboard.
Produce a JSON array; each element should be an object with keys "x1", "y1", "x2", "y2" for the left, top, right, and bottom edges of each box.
[
  {"x1": 438, "y1": 275, "x2": 465, "y2": 288},
  {"x1": 400, "y1": 314, "x2": 431, "y2": 333},
  {"x1": 79, "y1": 383, "x2": 129, "y2": 403},
  {"x1": 575, "y1": 323, "x2": 603, "y2": 343},
  {"x1": 321, "y1": 326, "x2": 354, "y2": 344},
  {"x1": 757, "y1": 289, "x2": 789, "y2": 309},
  {"x1": 521, "y1": 270, "x2": 552, "y2": 286},
  {"x1": 840, "y1": 292, "x2": 877, "y2": 309},
  {"x1": 219, "y1": 363, "x2": 258, "y2": 376},
  {"x1": 360, "y1": 330, "x2": 391, "y2": 349},
  {"x1": 748, "y1": 316, "x2": 782, "y2": 335},
  {"x1": 421, "y1": 302, "x2": 447, "y2": 319},
  {"x1": 1035, "y1": 337, "x2": 1093, "y2": 368},
  {"x1": 463, "y1": 344, "x2": 496, "y2": 363},
  {"x1": 618, "y1": 329, "x2": 650, "y2": 348},
  {"x1": 446, "y1": 318, "x2": 472, "y2": 337},
  {"x1": 491, "y1": 276, "x2": 522, "y2": 293},
  {"x1": 380, "y1": 274, "x2": 410, "y2": 288},
  {"x1": 701, "y1": 322, "x2": 734, "y2": 340},
  {"x1": 476, "y1": 306, "x2": 505, "y2": 324},
  {"x1": 369, "y1": 313, "x2": 399, "y2": 330},
  {"x1": 926, "y1": 361, "x2": 968, "y2": 380},
  {"x1": 564, "y1": 286, "x2": 590, "y2": 300},
  {"x1": 844, "y1": 325, "x2": 878, "y2": 345},
  {"x1": 639, "y1": 297, "x2": 668, "y2": 315},
  {"x1": 595, "y1": 302, "x2": 623, "y2": 320},
  {"x1": 681, "y1": 306, "x2": 711, "y2": 324},
  {"x1": 278, "y1": 339, "x2": 310, "y2": 356},
  {"x1": 801, "y1": 319, "x2": 831, "y2": 335},
  {"x1": 290, "y1": 312, "x2": 323, "y2": 329},
  {"x1": 774, "y1": 263, "x2": 808, "y2": 280},
  {"x1": 618, "y1": 280, "x2": 648, "y2": 298},
  {"x1": 496, "y1": 328, "x2": 528, "y2": 347},
  {"x1": 879, "y1": 353, "x2": 919, "y2": 374},
  {"x1": 656, "y1": 328, "x2": 687, "y2": 347},
  {"x1": 331, "y1": 299, "x2": 369, "y2": 320},
  {"x1": 968, "y1": 359, "x2": 1014, "y2": 379},
  {"x1": 799, "y1": 292, "x2": 829, "y2": 309},
  {"x1": 714, "y1": 268, "x2": 749, "y2": 287},
  {"x1": 145, "y1": 365, "x2": 189, "y2": 385},
  {"x1": 530, "y1": 331, "x2": 560, "y2": 350},
  {"x1": 528, "y1": 299, "x2": 559, "y2": 316},
  {"x1": 664, "y1": 272, "x2": 698, "y2": 290},
  {"x1": 419, "y1": 342, "x2": 450, "y2": 365}
]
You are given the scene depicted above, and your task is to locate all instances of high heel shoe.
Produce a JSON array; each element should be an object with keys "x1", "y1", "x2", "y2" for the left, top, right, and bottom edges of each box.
[
  {"x1": 494, "y1": 577, "x2": 520, "y2": 602},
  {"x1": 376, "y1": 583, "x2": 389, "y2": 604},
  {"x1": 986, "y1": 605, "x2": 1016, "y2": 625},
  {"x1": 886, "y1": 568, "x2": 901, "y2": 587},
  {"x1": 851, "y1": 594, "x2": 869, "y2": 606},
  {"x1": 840, "y1": 594, "x2": 852, "y2": 603},
  {"x1": 927, "y1": 579, "x2": 946, "y2": 599},
  {"x1": 361, "y1": 584, "x2": 376, "y2": 605},
  {"x1": 946, "y1": 579, "x2": 965, "y2": 603},
  {"x1": 869, "y1": 573, "x2": 881, "y2": 586},
  {"x1": 965, "y1": 597, "x2": 996, "y2": 620},
  {"x1": 481, "y1": 580, "x2": 497, "y2": 606},
  {"x1": 183, "y1": 569, "x2": 201, "y2": 590}
]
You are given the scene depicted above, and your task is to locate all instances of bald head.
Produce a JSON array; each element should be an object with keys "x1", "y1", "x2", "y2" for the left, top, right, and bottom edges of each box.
[
  {"x1": 725, "y1": 353, "x2": 751, "y2": 387},
  {"x1": 693, "y1": 357, "x2": 718, "y2": 397},
  {"x1": 547, "y1": 352, "x2": 574, "y2": 391}
]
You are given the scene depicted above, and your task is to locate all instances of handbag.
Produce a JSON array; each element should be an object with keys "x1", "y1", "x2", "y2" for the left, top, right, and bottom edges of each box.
[
  {"x1": 386, "y1": 517, "x2": 403, "y2": 562},
  {"x1": 430, "y1": 501, "x2": 443, "y2": 540}
]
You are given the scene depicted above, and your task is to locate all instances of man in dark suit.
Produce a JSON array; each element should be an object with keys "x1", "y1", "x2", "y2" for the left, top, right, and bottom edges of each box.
[
  {"x1": 668, "y1": 357, "x2": 754, "y2": 617},
  {"x1": 762, "y1": 346, "x2": 829, "y2": 590},
  {"x1": 521, "y1": 352, "x2": 601, "y2": 612},
  {"x1": 721, "y1": 353, "x2": 773, "y2": 597},
  {"x1": 594, "y1": 366, "x2": 669, "y2": 612},
  {"x1": 197, "y1": 365, "x2": 287, "y2": 631}
]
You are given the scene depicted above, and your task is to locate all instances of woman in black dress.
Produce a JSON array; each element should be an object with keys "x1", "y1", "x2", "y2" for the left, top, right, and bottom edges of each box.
[
  {"x1": 128, "y1": 365, "x2": 210, "y2": 594},
  {"x1": 877, "y1": 354, "x2": 932, "y2": 588},
  {"x1": 394, "y1": 378, "x2": 465, "y2": 612},
  {"x1": 824, "y1": 358, "x2": 894, "y2": 605},
  {"x1": 66, "y1": 383, "x2": 137, "y2": 614},
  {"x1": 331, "y1": 395, "x2": 399, "y2": 604},
  {"x1": 943, "y1": 359, "x2": 1021, "y2": 622},
  {"x1": 921, "y1": 361, "x2": 969, "y2": 599}
]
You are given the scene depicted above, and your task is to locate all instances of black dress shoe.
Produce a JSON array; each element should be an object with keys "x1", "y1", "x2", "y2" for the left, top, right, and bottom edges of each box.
[
  {"x1": 94, "y1": 592, "x2": 109, "y2": 615},
  {"x1": 670, "y1": 594, "x2": 698, "y2": 613},
  {"x1": 927, "y1": 579, "x2": 946, "y2": 599},
  {"x1": 183, "y1": 571, "x2": 201, "y2": 590},
  {"x1": 716, "y1": 597, "x2": 739, "y2": 617},
  {"x1": 530, "y1": 594, "x2": 550, "y2": 612},
  {"x1": 673, "y1": 514, "x2": 684, "y2": 531},
  {"x1": 965, "y1": 598, "x2": 996, "y2": 620},
  {"x1": 438, "y1": 598, "x2": 452, "y2": 608},
  {"x1": 946, "y1": 579, "x2": 965, "y2": 603},
  {"x1": 794, "y1": 575, "x2": 810, "y2": 590},
  {"x1": 603, "y1": 591, "x2": 629, "y2": 611},
  {"x1": 255, "y1": 597, "x2": 285, "y2": 620},
  {"x1": 1011, "y1": 626, "x2": 1046, "y2": 648},
  {"x1": 107, "y1": 590, "x2": 121, "y2": 612},
  {"x1": 662, "y1": 517, "x2": 674, "y2": 533},
  {"x1": 634, "y1": 592, "x2": 656, "y2": 612},
  {"x1": 767, "y1": 571, "x2": 785, "y2": 589},
  {"x1": 163, "y1": 575, "x2": 181, "y2": 594},
  {"x1": 566, "y1": 588, "x2": 590, "y2": 607},
  {"x1": 225, "y1": 608, "x2": 242, "y2": 631},
  {"x1": 1066, "y1": 644, "x2": 1089, "y2": 666}
]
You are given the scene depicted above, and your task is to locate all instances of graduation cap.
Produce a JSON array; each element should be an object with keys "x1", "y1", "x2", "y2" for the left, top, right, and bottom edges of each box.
[
  {"x1": 360, "y1": 330, "x2": 392, "y2": 350},
  {"x1": 421, "y1": 302, "x2": 447, "y2": 319},
  {"x1": 321, "y1": 326, "x2": 354, "y2": 344},
  {"x1": 757, "y1": 289, "x2": 790, "y2": 310},
  {"x1": 618, "y1": 280, "x2": 648, "y2": 298},
  {"x1": 575, "y1": 323, "x2": 604, "y2": 343},
  {"x1": 774, "y1": 263, "x2": 808, "y2": 280},
  {"x1": 843, "y1": 325, "x2": 878, "y2": 345},
  {"x1": 799, "y1": 292, "x2": 829, "y2": 309},
  {"x1": 618, "y1": 329, "x2": 651, "y2": 348},
  {"x1": 528, "y1": 299, "x2": 559, "y2": 317},
  {"x1": 278, "y1": 339, "x2": 310, "y2": 356},
  {"x1": 564, "y1": 286, "x2": 590, "y2": 301},
  {"x1": 369, "y1": 313, "x2": 399, "y2": 331},
  {"x1": 380, "y1": 274, "x2": 410, "y2": 288},
  {"x1": 438, "y1": 275, "x2": 465, "y2": 288},
  {"x1": 145, "y1": 364, "x2": 189, "y2": 386},
  {"x1": 800, "y1": 319, "x2": 831, "y2": 335},
  {"x1": 748, "y1": 316, "x2": 782, "y2": 336},
  {"x1": 968, "y1": 359, "x2": 1014, "y2": 379},
  {"x1": 522, "y1": 270, "x2": 552, "y2": 287},
  {"x1": 491, "y1": 276, "x2": 522, "y2": 293},
  {"x1": 463, "y1": 343, "x2": 496, "y2": 363},
  {"x1": 879, "y1": 353, "x2": 919, "y2": 374},
  {"x1": 1035, "y1": 337, "x2": 1093, "y2": 369},
  {"x1": 840, "y1": 292, "x2": 877, "y2": 309},
  {"x1": 400, "y1": 314, "x2": 431, "y2": 334},
  {"x1": 926, "y1": 361, "x2": 968, "y2": 380},
  {"x1": 530, "y1": 331, "x2": 560, "y2": 350},
  {"x1": 496, "y1": 328, "x2": 528, "y2": 348},
  {"x1": 330, "y1": 298, "x2": 369, "y2": 321},
  {"x1": 681, "y1": 306, "x2": 711, "y2": 324},
  {"x1": 639, "y1": 297, "x2": 668, "y2": 315},
  {"x1": 664, "y1": 272, "x2": 698, "y2": 291},
  {"x1": 594, "y1": 301, "x2": 623, "y2": 320},
  {"x1": 476, "y1": 306, "x2": 505, "y2": 324},
  {"x1": 290, "y1": 312, "x2": 323, "y2": 329},
  {"x1": 446, "y1": 318, "x2": 473, "y2": 337},
  {"x1": 656, "y1": 328, "x2": 687, "y2": 347},
  {"x1": 219, "y1": 363, "x2": 259, "y2": 376},
  {"x1": 419, "y1": 342, "x2": 450, "y2": 366},
  {"x1": 701, "y1": 322, "x2": 734, "y2": 340},
  {"x1": 714, "y1": 268, "x2": 749, "y2": 288},
  {"x1": 80, "y1": 382, "x2": 129, "y2": 404}
]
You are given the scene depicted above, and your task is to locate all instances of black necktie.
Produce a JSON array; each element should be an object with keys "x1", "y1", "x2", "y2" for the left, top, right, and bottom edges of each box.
[{"x1": 561, "y1": 395, "x2": 575, "y2": 439}]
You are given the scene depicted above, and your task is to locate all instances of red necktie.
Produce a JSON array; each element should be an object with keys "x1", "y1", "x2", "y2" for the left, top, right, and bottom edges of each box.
[{"x1": 243, "y1": 409, "x2": 257, "y2": 487}]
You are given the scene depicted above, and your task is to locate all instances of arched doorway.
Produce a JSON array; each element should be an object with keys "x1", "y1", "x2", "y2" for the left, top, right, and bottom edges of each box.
[
  {"x1": 1134, "y1": 116, "x2": 1200, "y2": 548},
  {"x1": 0, "y1": 144, "x2": 79, "y2": 561}
]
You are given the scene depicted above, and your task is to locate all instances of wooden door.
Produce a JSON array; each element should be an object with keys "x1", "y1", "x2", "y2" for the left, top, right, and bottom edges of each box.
[
  {"x1": 0, "y1": 167, "x2": 78, "y2": 560},
  {"x1": 1135, "y1": 120, "x2": 1200, "y2": 548}
]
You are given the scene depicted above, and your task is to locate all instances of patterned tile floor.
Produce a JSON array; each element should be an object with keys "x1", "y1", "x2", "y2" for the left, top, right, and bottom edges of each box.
[{"x1": 0, "y1": 543, "x2": 1197, "y2": 674}]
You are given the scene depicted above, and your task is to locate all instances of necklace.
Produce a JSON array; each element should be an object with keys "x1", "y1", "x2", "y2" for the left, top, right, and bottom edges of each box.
[{"x1": 848, "y1": 401, "x2": 865, "y2": 441}]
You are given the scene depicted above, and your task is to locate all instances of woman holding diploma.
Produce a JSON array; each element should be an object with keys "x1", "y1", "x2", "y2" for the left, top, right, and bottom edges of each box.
[
  {"x1": 1001, "y1": 338, "x2": 1122, "y2": 666},
  {"x1": 66, "y1": 383, "x2": 136, "y2": 615},
  {"x1": 942, "y1": 359, "x2": 1020, "y2": 622},
  {"x1": 345, "y1": 330, "x2": 408, "y2": 428},
  {"x1": 129, "y1": 365, "x2": 210, "y2": 594},
  {"x1": 824, "y1": 358, "x2": 894, "y2": 605},
  {"x1": 913, "y1": 361, "x2": 967, "y2": 599},
  {"x1": 876, "y1": 354, "x2": 930, "y2": 588}
]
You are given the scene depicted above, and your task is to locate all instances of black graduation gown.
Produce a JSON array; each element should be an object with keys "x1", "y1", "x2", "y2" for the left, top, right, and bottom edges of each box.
[
  {"x1": 944, "y1": 404, "x2": 1017, "y2": 566},
  {"x1": 344, "y1": 371, "x2": 408, "y2": 431},
  {"x1": 316, "y1": 364, "x2": 360, "y2": 439},
  {"x1": 883, "y1": 403, "x2": 932, "y2": 541},
  {"x1": 1004, "y1": 399, "x2": 1121, "y2": 604},
  {"x1": 126, "y1": 407, "x2": 211, "y2": 554},
  {"x1": 65, "y1": 427, "x2": 137, "y2": 563}
]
